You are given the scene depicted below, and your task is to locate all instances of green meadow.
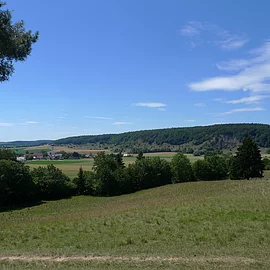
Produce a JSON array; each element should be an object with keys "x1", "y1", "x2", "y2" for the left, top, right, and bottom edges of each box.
[{"x1": 1, "y1": 179, "x2": 270, "y2": 269}]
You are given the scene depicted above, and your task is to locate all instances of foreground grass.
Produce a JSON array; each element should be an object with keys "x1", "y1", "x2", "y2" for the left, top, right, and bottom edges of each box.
[{"x1": 1, "y1": 180, "x2": 270, "y2": 269}]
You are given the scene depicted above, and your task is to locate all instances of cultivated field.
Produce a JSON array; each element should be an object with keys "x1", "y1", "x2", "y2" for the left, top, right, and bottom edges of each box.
[
  {"x1": 26, "y1": 153, "x2": 203, "y2": 179},
  {"x1": 25, "y1": 145, "x2": 106, "y2": 155},
  {"x1": 0, "y1": 180, "x2": 270, "y2": 269}
]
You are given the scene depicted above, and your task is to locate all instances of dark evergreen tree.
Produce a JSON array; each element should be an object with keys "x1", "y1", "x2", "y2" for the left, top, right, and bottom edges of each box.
[
  {"x1": 136, "y1": 151, "x2": 144, "y2": 160},
  {"x1": 76, "y1": 167, "x2": 86, "y2": 195},
  {"x1": 230, "y1": 137, "x2": 264, "y2": 179},
  {"x1": 115, "y1": 152, "x2": 125, "y2": 168}
]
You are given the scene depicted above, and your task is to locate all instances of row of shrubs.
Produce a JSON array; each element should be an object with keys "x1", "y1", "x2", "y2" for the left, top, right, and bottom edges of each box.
[{"x1": 0, "y1": 147, "x2": 269, "y2": 207}]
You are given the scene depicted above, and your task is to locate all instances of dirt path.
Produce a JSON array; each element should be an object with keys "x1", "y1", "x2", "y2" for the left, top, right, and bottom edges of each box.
[{"x1": 0, "y1": 254, "x2": 260, "y2": 264}]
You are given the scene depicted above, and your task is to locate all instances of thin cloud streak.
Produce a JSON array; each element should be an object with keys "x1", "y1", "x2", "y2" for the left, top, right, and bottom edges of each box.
[
  {"x1": 219, "y1": 107, "x2": 265, "y2": 115},
  {"x1": 85, "y1": 116, "x2": 113, "y2": 120},
  {"x1": 135, "y1": 103, "x2": 167, "y2": 108},
  {"x1": 194, "y1": 102, "x2": 205, "y2": 107},
  {"x1": 0, "y1": 123, "x2": 13, "y2": 127},
  {"x1": 225, "y1": 95, "x2": 270, "y2": 104},
  {"x1": 113, "y1": 122, "x2": 133, "y2": 125}
]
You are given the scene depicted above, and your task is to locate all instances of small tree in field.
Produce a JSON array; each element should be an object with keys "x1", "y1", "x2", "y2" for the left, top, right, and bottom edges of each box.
[{"x1": 230, "y1": 137, "x2": 264, "y2": 180}]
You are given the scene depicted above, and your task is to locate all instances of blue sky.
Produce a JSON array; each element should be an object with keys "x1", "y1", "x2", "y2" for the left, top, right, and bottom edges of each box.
[{"x1": 1, "y1": 0, "x2": 270, "y2": 141}]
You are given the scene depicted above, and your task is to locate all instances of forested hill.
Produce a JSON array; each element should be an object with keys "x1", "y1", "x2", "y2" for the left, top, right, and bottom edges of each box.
[
  {"x1": 54, "y1": 124, "x2": 270, "y2": 153},
  {"x1": 0, "y1": 140, "x2": 53, "y2": 148}
]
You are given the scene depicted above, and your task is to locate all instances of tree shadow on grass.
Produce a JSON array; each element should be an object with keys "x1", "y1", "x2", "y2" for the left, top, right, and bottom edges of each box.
[{"x1": 0, "y1": 200, "x2": 45, "y2": 213}]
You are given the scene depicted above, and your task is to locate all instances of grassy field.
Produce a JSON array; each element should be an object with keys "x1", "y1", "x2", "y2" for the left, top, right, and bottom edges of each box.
[
  {"x1": 1, "y1": 179, "x2": 270, "y2": 269},
  {"x1": 26, "y1": 153, "x2": 203, "y2": 179}
]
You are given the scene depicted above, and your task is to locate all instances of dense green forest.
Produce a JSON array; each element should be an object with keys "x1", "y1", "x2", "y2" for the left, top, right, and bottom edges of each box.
[{"x1": 54, "y1": 124, "x2": 270, "y2": 153}]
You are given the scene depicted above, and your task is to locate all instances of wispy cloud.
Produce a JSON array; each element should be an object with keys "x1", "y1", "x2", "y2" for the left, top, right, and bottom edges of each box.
[
  {"x1": 225, "y1": 95, "x2": 270, "y2": 104},
  {"x1": 20, "y1": 121, "x2": 39, "y2": 125},
  {"x1": 189, "y1": 41, "x2": 270, "y2": 93},
  {"x1": 180, "y1": 21, "x2": 248, "y2": 50},
  {"x1": 113, "y1": 122, "x2": 133, "y2": 125},
  {"x1": 217, "y1": 31, "x2": 248, "y2": 51},
  {"x1": 135, "y1": 102, "x2": 167, "y2": 108},
  {"x1": 84, "y1": 116, "x2": 113, "y2": 120},
  {"x1": 158, "y1": 108, "x2": 166, "y2": 111},
  {"x1": 180, "y1": 21, "x2": 202, "y2": 37},
  {"x1": 219, "y1": 107, "x2": 265, "y2": 115},
  {"x1": 0, "y1": 122, "x2": 13, "y2": 127},
  {"x1": 194, "y1": 102, "x2": 205, "y2": 107},
  {"x1": 184, "y1": 119, "x2": 195, "y2": 122}
]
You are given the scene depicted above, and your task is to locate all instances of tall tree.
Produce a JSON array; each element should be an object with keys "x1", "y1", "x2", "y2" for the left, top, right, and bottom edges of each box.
[
  {"x1": 0, "y1": 148, "x2": 17, "y2": 161},
  {"x1": 230, "y1": 137, "x2": 264, "y2": 180},
  {"x1": 115, "y1": 152, "x2": 125, "y2": 168},
  {"x1": 136, "y1": 151, "x2": 144, "y2": 160},
  {"x1": 0, "y1": 1, "x2": 38, "y2": 82}
]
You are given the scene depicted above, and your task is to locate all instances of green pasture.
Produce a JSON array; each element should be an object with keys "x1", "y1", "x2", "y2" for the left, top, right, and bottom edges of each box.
[
  {"x1": 13, "y1": 148, "x2": 50, "y2": 155},
  {"x1": 1, "y1": 180, "x2": 270, "y2": 269}
]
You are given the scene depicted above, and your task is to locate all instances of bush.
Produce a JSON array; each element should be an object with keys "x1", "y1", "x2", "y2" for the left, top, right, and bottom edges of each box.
[
  {"x1": 170, "y1": 153, "x2": 194, "y2": 183},
  {"x1": 0, "y1": 160, "x2": 35, "y2": 206},
  {"x1": 127, "y1": 157, "x2": 172, "y2": 191},
  {"x1": 193, "y1": 160, "x2": 211, "y2": 181},
  {"x1": 193, "y1": 153, "x2": 229, "y2": 181},
  {"x1": 263, "y1": 157, "x2": 270, "y2": 170},
  {"x1": 31, "y1": 165, "x2": 73, "y2": 200}
]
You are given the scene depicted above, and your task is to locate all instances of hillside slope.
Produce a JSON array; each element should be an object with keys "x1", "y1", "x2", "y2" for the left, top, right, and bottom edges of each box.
[
  {"x1": 0, "y1": 180, "x2": 270, "y2": 269},
  {"x1": 54, "y1": 123, "x2": 270, "y2": 153}
]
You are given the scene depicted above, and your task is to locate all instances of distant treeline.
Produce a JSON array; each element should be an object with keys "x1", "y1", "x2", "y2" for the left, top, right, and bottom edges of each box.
[
  {"x1": 0, "y1": 140, "x2": 53, "y2": 148},
  {"x1": 54, "y1": 124, "x2": 270, "y2": 149}
]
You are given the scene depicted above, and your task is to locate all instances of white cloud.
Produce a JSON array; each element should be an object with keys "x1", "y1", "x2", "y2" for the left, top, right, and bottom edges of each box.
[
  {"x1": 180, "y1": 21, "x2": 247, "y2": 50},
  {"x1": 113, "y1": 122, "x2": 133, "y2": 125},
  {"x1": 219, "y1": 107, "x2": 265, "y2": 115},
  {"x1": 189, "y1": 41, "x2": 270, "y2": 93},
  {"x1": 194, "y1": 102, "x2": 205, "y2": 107},
  {"x1": 158, "y1": 108, "x2": 166, "y2": 111},
  {"x1": 85, "y1": 116, "x2": 112, "y2": 120},
  {"x1": 135, "y1": 103, "x2": 167, "y2": 108},
  {"x1": 184, "y1": 120, "x2": 195, "y2": 122},
  {"x1": 225, "y1": 95, "x2": 270, "y2": 104},
  {"x1": 0, "y1": 122, "x2": 13, "y2": 127}
]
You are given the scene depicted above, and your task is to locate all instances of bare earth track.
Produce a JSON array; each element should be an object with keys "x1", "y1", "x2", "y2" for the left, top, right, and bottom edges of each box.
[{"x1": 0, "y1": 254, "x2": 260, "y2": 265}]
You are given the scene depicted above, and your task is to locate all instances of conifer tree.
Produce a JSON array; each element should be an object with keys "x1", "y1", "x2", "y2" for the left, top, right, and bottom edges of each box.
[{"x1": 230, "y1": 137, "x2": 264, "y2": 179}]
